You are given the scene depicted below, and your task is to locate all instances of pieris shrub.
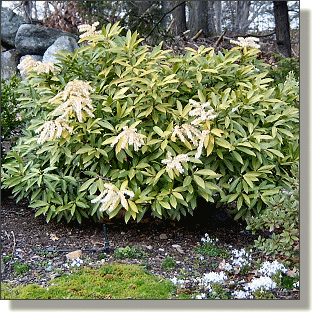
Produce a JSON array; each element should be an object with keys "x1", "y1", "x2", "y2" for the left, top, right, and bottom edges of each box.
[{"x1": 1, "y1": 22, "x2": 299, "y2": 224}]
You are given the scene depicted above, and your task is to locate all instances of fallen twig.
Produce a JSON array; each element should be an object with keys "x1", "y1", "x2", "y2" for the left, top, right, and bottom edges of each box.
[
  {"x1": 11, "y1": 231, "x2": 16, "y2": 256},
  {"x1": 215, "y1": 30, "x2": 227, "y2": 47},
  {"x1": 192, "y1": 29, "x2": 204, "y2": 41}
]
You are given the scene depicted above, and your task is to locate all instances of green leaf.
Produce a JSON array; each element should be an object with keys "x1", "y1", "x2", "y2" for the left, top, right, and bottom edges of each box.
[
  {"x1": 153, "y1": 126, "x2": 163, "y2": 136},
  {"x1": 193, "y1": 175, "x2": 205, "y2": 189},
  {"x1": 195, "y1": 169, "x2": 219, "y2": 176},
  {"x1": 232, "y1": 151, "x2": 243, "y2": 164},
  {"x1": 183, "y1": 176, "x2": 192, "y2": 187},
  {"x1": 128, "y1": 200, "x2": 138, "y2": 213},
  {"x1": 268, "y1": 149, "x2": 284, "y2": 158},
  {"x1": 79, "y1": 178, "x2": 97, "y2": 192},
  {"x1": 172, "y1": 191, "x2": 184, "y2": 200},
  {"x1": 215, "y1": 138, "x2": 232, "y2": 150},
  {"x1": 169, "y1": 195, "x2": 177, "y2": 208}
]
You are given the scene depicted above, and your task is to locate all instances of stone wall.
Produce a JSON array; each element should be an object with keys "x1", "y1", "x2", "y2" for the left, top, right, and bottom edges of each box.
[{"x1": 1, "y1": 7, "x2": 79, "y2": 81}]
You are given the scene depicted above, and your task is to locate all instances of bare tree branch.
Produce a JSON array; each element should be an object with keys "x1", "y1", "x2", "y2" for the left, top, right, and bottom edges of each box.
[{"x1": 146, "y1": 1, "x2": 186, "y2": 38}]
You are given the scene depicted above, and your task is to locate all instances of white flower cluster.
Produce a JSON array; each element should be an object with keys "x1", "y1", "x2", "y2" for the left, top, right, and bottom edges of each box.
[
  {"x1": 170, "y1": 277, "x2": 186, "y2": 286},
  {"x1": 189, "y1": 99, "x2": 217, "y2": 125},
  {"x1": 91, "y1": 183, "x2": 135, "y2": 212},
  {"x1": 63, "y1": 258, "x2": 84, "y2": 269},
  {"x1": 172, "y1": 124, "x2": 201, "y2": 145},
  {"x1": 293, "y1": 281, "x2": 299, "y2": 288},
  {"x1": 17, "y1": 55, "x2": 59, "y2": 74},
  {"x1": 244, "y1": 276, "x2": 277, "y2": 292},
  {"x1": 50, "y1": 80, "x2": 95, "y2": 123},
  {"x1": 230, "y1": 37, "x2": 260, "y2": 49},
  {"x1": 202, "y1": 271, "x2": 228, "y2": 284},
  {"x1": 110, "y1": 126, "x2": 145, "y2": 151},
  {"x1": 258, "y1": 260, "x2": 288, "y2": 276},
  {"x1": 229, "y1": 248, "x2": 252, "y2": 268},
  {"x1": 232, "y1": 290, "x2": 252, "y2": 299},
  {"x1": 195, "y1": 293, "x2": 207, "y2": 299},
  {"x1": 172, "y1": 123, "x2": 209, "y2": 159},
  {"x1": 201, "y1": 233, "x2": 219, "y2": 244},
  {"x1": 78, "y1": 22, "x2": 101, "y2": 38},
  {"x1": 161, "y1": 151, "x2": 189, "y2": 174},
  {"x1": 35, "y1": 118, "x2": 73, "y2": 144},
  {"x1": 36, "y1": 80, "x2": 95, "y2": 143}
]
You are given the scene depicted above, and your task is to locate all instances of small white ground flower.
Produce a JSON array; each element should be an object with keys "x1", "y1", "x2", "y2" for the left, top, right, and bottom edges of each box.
[
  {"x1": 189, "y1": 99, "x2": 217, "y2": 125},
  {"x1": 78, "y1": 22, "x2": 101, "y2": 38},
  {"x1": 244, "y1": 276, "x2": 277, "y2": 292},
  {"x1": 35, "y1": 118, "x2": 73, "y2": 144},
  {"x1": 258, "y1": 260, "x2": 288, "y2": 276},
  {"x1": 161, "y1": 151, "x2": 189, "y2": 174},
  {"x1": 232, "y1": 290, "x2": 252, "y2": 299},
  {"x1": 201, "y1": 271, "x2": 228, "y2": 284},
  {"x1": 91, "y1": 183, "x2": 134, "y2": 212},
  {"x1": 225, "y1": 263, "x2": 233, "y2": 272},
  {"x1": 230, "y1": 37, "x2": 260, "y2": 49},
  {"x1": 110, "y1": 126, "x2": 145, "y2": 151},
  {"x1": 70, "y1": 258, "x2": 83, "y2": 267}
]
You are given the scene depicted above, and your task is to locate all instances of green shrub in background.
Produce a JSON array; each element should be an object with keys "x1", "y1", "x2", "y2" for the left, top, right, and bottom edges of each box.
[
  {"x1": 267, "y1": 54, "x2": 299, "y2": 86},
  {"x1": 1, "y1": 74, "x2": 24, "y2": 163},
  {"x1": 246, "y1": 163, "x2": 299, "y2": 259},
  {"x1": 1, "y1": 22, "x2": 299, "y2": 225}
]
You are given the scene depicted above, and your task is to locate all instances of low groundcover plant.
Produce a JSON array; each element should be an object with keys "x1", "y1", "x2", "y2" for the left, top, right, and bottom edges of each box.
[{"x1": 1, "y1": 22, "x2": 299, "y2": 225}]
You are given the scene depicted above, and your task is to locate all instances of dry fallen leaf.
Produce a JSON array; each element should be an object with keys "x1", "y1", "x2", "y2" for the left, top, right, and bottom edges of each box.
[
  {"x1": 50, "y1": 233, "x2": 59, "y2": 241},
  {"x1": 218, "y1": 259, "x2": 226, "y2": 270},
  {"x1": 286, "y1": 267, "x2": 298, "y2": 278},
  {"x1": 66, "y1": 249, "x2": 82, "y2": 260}
]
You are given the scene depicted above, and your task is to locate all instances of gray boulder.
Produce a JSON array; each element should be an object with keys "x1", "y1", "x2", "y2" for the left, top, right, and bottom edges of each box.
[
  {"x1": 15, "y1": 24, "x2": 77, "y2": 55},
  {"x1": 1, "y1": 7, "x2": 26, "y2": 47},
  {"x1": 42, "y1": 36, "x2": 79, "y2": 64},
  {"x1": 1, "y1": 49, "x2": 20, "y2": 82}
]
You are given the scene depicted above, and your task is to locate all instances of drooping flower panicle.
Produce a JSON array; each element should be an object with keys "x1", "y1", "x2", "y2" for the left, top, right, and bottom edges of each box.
[
  {"x1": 35, "y1": 118, "x2": 73, "y2": 144},
  {"x1": 172, "y1": 124, "x2": 202, "y2": 145},
  {"x1": 78, "y1": 22, "x2": 101, "y2": 38},
  {"x1": 189, "y1": 99, "x2": 217, "y2": 125},
  {"x1": 91, "y1": 183, "x2": 135, "y2": 213},
  {"x1": 230, "y1": 37, "x2": 260, "y2": 49},
  {"x1": 49, "y1": 80, "x2": 95, "y2": 123},
  {"x1": 35, "y1": 80, "x2": 95, "y2": 143},
  {"x1": 110, "y1": 126, "x2": 145, "y2": 151},
  {"x1": 161, "y1": 151, "x2": 189, "y2": 174},
  {"x1": 17, "y1": 56, "x2": 59, "y2": 74}
]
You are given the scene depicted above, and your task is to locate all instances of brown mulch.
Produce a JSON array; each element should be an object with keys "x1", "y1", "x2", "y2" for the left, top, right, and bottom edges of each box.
[{"x1": 1, "y1": 194, "x2": 299, "y2": 299}]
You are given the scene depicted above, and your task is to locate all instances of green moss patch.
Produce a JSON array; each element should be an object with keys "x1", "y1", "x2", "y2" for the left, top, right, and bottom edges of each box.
[{"x1": 1, "y1": 263, "x2": 178, "y2": 299}]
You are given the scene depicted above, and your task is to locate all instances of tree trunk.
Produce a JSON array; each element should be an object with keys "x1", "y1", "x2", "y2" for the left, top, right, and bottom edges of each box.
[
  {"x1": 188, "y1": 1, "x2": 209, "y2": 37},
  {"x1": 214, "y1": 1, "x2": 222, "y2": 35},
  {"x1": 171, "y1": 0, "x2": 187, "y2": 35},
  {"x1": 235, "y1": 1, "x2": 251, "y2": 33},
  {"x1": 161, "y1": 1, "x2": 171, "y2": 29},
  {"x1": 22, "y1": 1, "x2": 33, "y2": 23},
  {"x1": 273, "y1": 1, "x2": 292, "y2": 58}
]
